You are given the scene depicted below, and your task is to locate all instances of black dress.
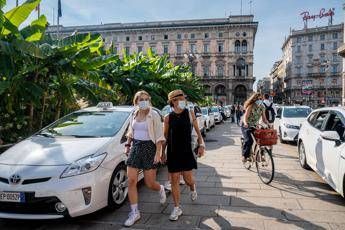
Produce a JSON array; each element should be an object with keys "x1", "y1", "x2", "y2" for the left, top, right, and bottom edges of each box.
[{"x1": 167, "y1": 109, "x2": 197, "y2": 173}]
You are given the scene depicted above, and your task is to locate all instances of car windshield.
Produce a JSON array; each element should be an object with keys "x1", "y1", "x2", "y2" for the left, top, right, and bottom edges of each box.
[
  {"x1": 211, "y1": 107, "x2": 219, "y2": 113},
  {"x1": 283, "y1": 108, "x2": 311, "y2": 118},
  {"x1": 201, "y1": 108, "x2": 208, "y2": 115},
  {"x1": 39, "y1": 111, "x2": 130, "y2": 137}
]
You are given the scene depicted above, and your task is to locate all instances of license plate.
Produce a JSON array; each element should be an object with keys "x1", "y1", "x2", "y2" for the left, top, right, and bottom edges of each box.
[{"x1": 0, "y1": 192, "x2": 25, "y2": 203}]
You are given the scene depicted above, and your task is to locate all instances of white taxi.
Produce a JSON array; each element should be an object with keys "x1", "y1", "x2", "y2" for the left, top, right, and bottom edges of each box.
[
  {"x1": 298, "y1": 107, "x2": 345, "y2": 197},
  {"x1": 0, "y1": 103, "x2": 147, "y2": 219}
]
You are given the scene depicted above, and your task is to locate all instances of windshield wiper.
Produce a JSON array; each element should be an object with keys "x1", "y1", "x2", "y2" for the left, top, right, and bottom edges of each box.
[{"x1": 36, "y1": 133, "x2": 55, "y2": 138}]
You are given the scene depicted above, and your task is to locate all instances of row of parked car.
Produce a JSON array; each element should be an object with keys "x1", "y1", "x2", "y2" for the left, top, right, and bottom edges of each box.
[
  {"x1": 274, "y1": 105, "x2": 345, "y2": 198},
  {"x1": 0, "y1": 102, "x2": 229, "y2": 220}
]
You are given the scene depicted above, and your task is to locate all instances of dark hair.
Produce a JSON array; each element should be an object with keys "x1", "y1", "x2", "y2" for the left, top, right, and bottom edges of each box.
[{"x1": 264, "y1": 93, "x2": 270, "y2": 99}]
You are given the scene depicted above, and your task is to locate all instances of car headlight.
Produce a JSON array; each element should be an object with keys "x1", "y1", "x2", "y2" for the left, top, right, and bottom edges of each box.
[
  {"x1": 60, "y1": 153, "x2": 107, "y2": 178},
  {"x1": 284, "y1": 123, "x2": 299, "y2": 129}
]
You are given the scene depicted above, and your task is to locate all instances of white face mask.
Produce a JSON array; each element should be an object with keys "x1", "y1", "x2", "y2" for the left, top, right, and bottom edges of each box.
[
  {"x1": 178, "y1": 100, "x2": 186, "y2": 110},
  {"x1": 138, "y1": 100, "x2": 149, "y2": 110}
]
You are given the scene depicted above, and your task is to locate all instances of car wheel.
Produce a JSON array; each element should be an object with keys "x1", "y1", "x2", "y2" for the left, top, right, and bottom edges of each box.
[
  {"x1": 279, "y1": 128, "x2": 286, "y2": 144},
  {"x1": 107, "y1": 163, "x2": 128, "y2": 209},
  {"x1": 298, "y1": 141, "x2": 310, "y2": 170}
]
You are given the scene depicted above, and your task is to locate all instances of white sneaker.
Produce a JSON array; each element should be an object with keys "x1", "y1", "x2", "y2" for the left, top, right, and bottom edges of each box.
[
  {"x1": 164, "y1": 181, "x2": 171, "y2": 191},
  {"x1": 159, "y1": 185, "x2": 167, "y2": 204},
  {"x1": 179, "y1": 178, "x2": 185, "y2": 185},
  {"x1": 124, "y1": 211, "x2": 141, "y2": 227},
  {"x1": 169, "y1": 206, "x2": 183, "y2": 221},
  {"x1": 190, "y1": 185, "x2": 197, "y2": 201}
]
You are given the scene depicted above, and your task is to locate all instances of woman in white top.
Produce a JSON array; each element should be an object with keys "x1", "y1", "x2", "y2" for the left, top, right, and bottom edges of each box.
[{"x1": 123, "y1": 90, "x2": 166, "y2": 227}]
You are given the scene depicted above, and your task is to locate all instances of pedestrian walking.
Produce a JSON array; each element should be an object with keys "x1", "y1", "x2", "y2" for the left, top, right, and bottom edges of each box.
[
  {"x1": 123, "y1": 90, "x2": 167, "y2": 227},
  {"x1": 235, "y1": 104, "x2": 242, "y2": 125},
  {"x1": 163, "y1": 89, "x2": 205, "y2": 221},
  {"x1": 231, "y1": 105, "x2": 235, "y2": 123},
  {"x1": 262, "y1": 93, "x2": 277, "y2": 128}
]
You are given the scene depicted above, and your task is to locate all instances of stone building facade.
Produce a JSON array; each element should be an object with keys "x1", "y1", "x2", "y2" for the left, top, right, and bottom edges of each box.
[
  {"x1": 257, "y1": 77, "x2": 271, "y2": 95},
  {"x1": 282, "y1": 23, "x2": 343, "y2": 107},
  {"x1": 338, "y1": 4, "x2": 345, "y2": 106},
  {"x1": 269, "y1": 60, "x2": 285, "y2": 104},
  {"x1": 47, "y1": 16, "x2": 258, "y2": 105}
]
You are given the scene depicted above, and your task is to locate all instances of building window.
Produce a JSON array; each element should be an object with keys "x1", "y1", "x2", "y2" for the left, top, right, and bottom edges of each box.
[
  {"x1": 333, "y1": 53, "x2": 338, "y2": 62},
  {"x1": 308, "y1": 44, "x2": 312, "y2": 52},
  {"x1": 320, "y1": 34, "x2": 325, "y2": 40},
  {"x1": 242, "y1": 40, "x2": 247, "y2": 53},
  {"x1": 137, "y1": 46, "x2": 143, "y2": 53},
  {"x1": 125, "y1": 46, "x2": 130, "y2": 55},
  {"x1": 296, "y1": 56, "x2": 301, "y2": 64},
  {"x1": 307, "y1": 67, "x2": 313, "y2": 73},
  {"x1": 204, "y1": 44, "x2": 209, "y2": 53},
  {"x1": 320, "y1": 54, "x2": 325, "y2": 63},
  {"x1": 164, "y1": 34, "x2": 168, "y2": 40},
  {"x1": 177, "y1": 34, "x2": 182, "y2": 39},
  {"x1": 235, "y1": 40, "x2": 241, "y2": 53},
  {"x1": 151, "y1": 35, "x2": 155, "y2": 40},
  {"x1": 190, "y1": 43, "x2": 196, "y2": 53},
  {"x1": 138, "y1": 36, "x2": 142, "y2": 41},
  {"x1": 297, "y1": 36, "x2": 302, "y2": 43},
  {"x1": 308, "y1": 55, "x2": 313, "y2": 63},
  {"x1": 296, "y1": 67, "x2": 301, "y2": 75},
  {"x1": 297, "y1": 45, "x2": 301, "y2": 52},
  {"x1": 320, "y1": 66, "x2": 326, "y2": 73},
  {"x1": 218, "y1": 43, "x2": 223, "y2": 53},
  {"x1": 176, "y1": 44, "x2": 182, "y2": 55},
  {"x1": 332, "y1": 65, "x2": 338, "y2": 73},
  {"x1": 218, "y1": 32, "x2": 223, "y2": 38},
  {"x1": 203, "y1": 66, "x2": 209, "y2": 77},
  {"x1": 190, "y1": 33, "x2": 195, "y2": 39},
  {"x1": 204, "y1": 33, "x2": 209, "y2": 39},
  {"x1": 150, "y1": 46, "x2": 156, "y2": 53},
  {"x1": 126, "y1": 36, "x2": 130, "y2": 41},
  {"x1": 332, "y1": 32, "x2": 338, "y2": 39},
  {"x1": 332, "y1": 78, "x2": 337, "y2": 85},
  {"x1": 333, "y1": 42, "x2": 338, "y2": 50},
  {"x1": 163, "y1": 44, "x2": 168, "y2": 54},
  {"x1": 236, "y1": 58, "x2": 246, "y2": 77},
  {"x1": 320, "y1": 43, "x2": 325, "y2": 50},
  {"x1": 217, "y1": 66, "x2": 224, "y2": 77},
  {"x1": 308, "y1": 35, "x2": 313, "y2": 41}
]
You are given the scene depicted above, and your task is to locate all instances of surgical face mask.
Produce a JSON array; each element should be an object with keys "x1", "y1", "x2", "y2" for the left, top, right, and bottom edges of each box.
[
  {"x1": 178, "y1": 100, "x2": 186, "y2": 110},
  {"x1": 256, "y1": 100, "x2": 262, "y2": 105},
  {"x1": 138, "y1": 100, "x2": 150, "y2": 110}
]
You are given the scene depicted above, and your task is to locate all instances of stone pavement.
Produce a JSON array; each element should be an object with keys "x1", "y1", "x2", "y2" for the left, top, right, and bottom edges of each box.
[{"x1": 1, "y1": 121, "x2": 345, "y2": 230}]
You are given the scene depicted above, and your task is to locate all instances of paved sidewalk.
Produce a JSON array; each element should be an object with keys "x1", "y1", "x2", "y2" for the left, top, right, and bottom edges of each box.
[{"x1": 1, "y1": 121, "x2": 344, "y2": 229}]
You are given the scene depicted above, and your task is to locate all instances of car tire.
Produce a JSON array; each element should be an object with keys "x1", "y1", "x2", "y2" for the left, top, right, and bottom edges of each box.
[
  {"x1": 298, "y1": 141, "x2": 310, "y2": 170},
  {"x1": 279, "y1": 128, "x2": 286, "y2": 144},
  {"x1": 107, "y1": 163, "x2": 128, "y2": 210}
]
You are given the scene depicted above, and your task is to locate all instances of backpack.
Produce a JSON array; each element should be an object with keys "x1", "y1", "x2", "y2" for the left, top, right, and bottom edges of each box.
[{"x1": 264, "y1": 102, "x2": 276, "y2": 123}]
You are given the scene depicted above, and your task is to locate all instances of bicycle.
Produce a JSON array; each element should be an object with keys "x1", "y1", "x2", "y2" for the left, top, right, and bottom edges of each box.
[{"x1": 240, "y1": 127, "x2": 275, "y2": 184}]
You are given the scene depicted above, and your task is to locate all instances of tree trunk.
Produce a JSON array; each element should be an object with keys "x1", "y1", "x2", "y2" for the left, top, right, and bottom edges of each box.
[
  {"x1": 28, "y1": 102, "x2": 34, "y2": 133},
  {"x1": 39, "y1": 91, "x2": 47, "y2": 129},
  {"x1": 55, "y1": 97, "x2": 62, "y2": 120}
]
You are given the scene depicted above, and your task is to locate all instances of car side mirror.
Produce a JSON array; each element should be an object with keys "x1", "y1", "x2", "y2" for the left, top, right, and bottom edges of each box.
[
  {"x1": 321, "y1": 131, "x2": 341, "y2": 146},
  {"x1": 196, "y1": 112, "x2": 202, "y2": 118},
  {"x1": 276, "y1": 115, "x2": 281, "y2": 119},
  {"x1": 120, "y1": 125, "x2": 129, "y2": 144}
]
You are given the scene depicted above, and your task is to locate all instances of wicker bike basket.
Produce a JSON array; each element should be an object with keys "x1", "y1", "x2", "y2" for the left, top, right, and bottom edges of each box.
[{"x1": 253, "y1": 129, "x2": 278, "y2": 146}]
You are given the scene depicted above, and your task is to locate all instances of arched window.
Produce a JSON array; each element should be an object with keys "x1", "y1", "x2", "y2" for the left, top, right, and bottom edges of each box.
[
  {"x1": 235, "y1": 40, "x2": 241, "y2": 53},
  {"x1": 242, "y1": 40, "x2": 247, "y2": 53},
  {"x1": 215, "y1": 85, "x2": 226, "y2": 95},
  {"x1": 204, "y1": 85, "x2": 211, "y2": 95},
  {"x1": 217, "y1": 66, "x2": 224, "y2": 77},
  {"x1": 236, "y1": 58, "x2": 246, "y2": 77}
]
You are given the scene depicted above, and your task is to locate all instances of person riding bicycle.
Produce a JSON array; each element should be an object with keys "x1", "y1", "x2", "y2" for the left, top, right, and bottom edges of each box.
[{"x1": 241, "y1": 93, "x2": 269, "y2": 162}]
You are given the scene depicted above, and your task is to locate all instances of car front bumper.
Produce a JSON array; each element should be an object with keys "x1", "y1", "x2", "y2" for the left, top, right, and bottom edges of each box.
[
  {"x1": 280, "y1": 126, "x2": 299, "y2": 141},
  {"x1": 0, "y1": 165, "x2": 113, "y2": 219}
]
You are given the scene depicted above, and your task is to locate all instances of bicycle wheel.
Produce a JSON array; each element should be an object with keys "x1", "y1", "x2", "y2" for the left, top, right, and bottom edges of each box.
[{"x1": 256, "y1": 147, "x2": 275, "y2": 184}]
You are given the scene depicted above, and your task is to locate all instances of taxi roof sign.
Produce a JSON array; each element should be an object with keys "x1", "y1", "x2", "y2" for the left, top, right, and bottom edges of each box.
[{"x1": 96, "y1": 102, "x2": 113, "y2": 109}]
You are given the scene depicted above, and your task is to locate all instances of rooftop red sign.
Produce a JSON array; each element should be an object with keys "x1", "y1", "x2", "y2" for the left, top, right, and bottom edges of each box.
[{"x1": 300, "y1": 8, "x2": 335, "y2": 23}]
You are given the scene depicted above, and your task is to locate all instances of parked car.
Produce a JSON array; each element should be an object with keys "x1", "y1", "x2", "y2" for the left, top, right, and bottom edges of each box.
[
  {"x1": 201, "y1": 107, "x2": 215, "y2": 131},
  {"x1": 276, "y1": 106, "x2": 312, "y2": 143},
  {"x1": 211, "y1": 106, "x2": 223, "y2": 124},
  {"x1": 0, "y1": 102, "x2": 162, "y2": 219},
  {"x1": 298, "y1": 107, "x2": 345, "y2": 197}
]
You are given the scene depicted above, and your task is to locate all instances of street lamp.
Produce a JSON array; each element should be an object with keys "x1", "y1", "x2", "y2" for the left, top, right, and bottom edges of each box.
[{"x1": 184, "y1": 52, "x2": 199, "y2": 75}]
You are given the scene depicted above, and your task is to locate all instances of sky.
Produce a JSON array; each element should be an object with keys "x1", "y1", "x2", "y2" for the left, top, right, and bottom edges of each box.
[{"x1": 4, "y1": 0, "x2": 344, "y2": 87}]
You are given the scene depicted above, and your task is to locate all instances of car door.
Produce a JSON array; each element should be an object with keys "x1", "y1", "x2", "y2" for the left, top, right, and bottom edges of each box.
[
  {"x1": 320, "y1": 111, "x2": 345, "y2": 191},
  {"x1": 305, "y1": 110, "x2": 329, "y2": 170}
]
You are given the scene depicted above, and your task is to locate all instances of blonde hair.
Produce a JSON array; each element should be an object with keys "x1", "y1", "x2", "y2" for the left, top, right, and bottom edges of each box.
[
  {"x1": 244, "y1": 92, "x2": 262, "y2": 109},
  {"x1": 132, "y1": 90, "x2": 151, "y2": 105}
]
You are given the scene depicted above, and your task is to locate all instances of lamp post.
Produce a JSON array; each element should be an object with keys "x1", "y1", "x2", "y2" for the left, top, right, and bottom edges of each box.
[{"x1": 184, "y1": 52, "x2": 199, "y2": 75}]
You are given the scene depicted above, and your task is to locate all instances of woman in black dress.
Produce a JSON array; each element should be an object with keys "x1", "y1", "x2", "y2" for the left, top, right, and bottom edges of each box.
[{"x1": 163, "y1": 89, "x2": 205, "y2": 221}]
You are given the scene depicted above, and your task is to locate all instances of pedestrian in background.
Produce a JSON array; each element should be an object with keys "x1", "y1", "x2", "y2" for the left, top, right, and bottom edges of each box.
[
  {"x1": 163, "y1": 89, "x2": 205, "y2": 221},
  {"x1": 124, "y1": 90, "x2": 167, "y2": 227},
  {"x1": 235, "y1": 104, "x2": 242, "y2": 126}
]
